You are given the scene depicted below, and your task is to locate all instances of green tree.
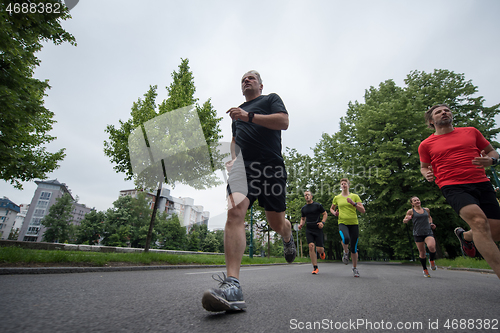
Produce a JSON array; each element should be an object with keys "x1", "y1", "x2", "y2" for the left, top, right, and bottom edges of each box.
[
  {"x1": 202, "y1": 232, "x2": 220, "y2": 253},
  {"x1": 76, "y1": 210, "x2": 105, "y2": 245},
  {"x1": 0, "y1": 1, "x2": 76, "y2": 189},
  {"x1": 8, "y1": 227, "x2": 19, "y2": 240},
  {"x1": 187, "y1": 230, "x2": 200, "y2": 251},
  {"x1": 42, "y1": 193, "x2": 74, "y2": 243},
  {"x1": 213, "y1": 229, "x2": 224, "y2": 253},
  {"x1": 102, "y1": 195, "x2": 134, "y2": 247},
  {"x1": 284, "y1": 147, "x2": 341, "y2": 260},
  {"x1": 315, "y1": 69, "x2": 500, "y2": 260},
  {"x1": 154, "y1": 213, "x2": 187, "y2": 250},
  {"x1": 128, "y1": 192, "x2": 153, "y2": 248},
  {"x1": 103, "y1": 58, "x2": 223, "y2": 251},
  {"x1": 100, "y1": 194, "x2": 154, "y2": 248}
]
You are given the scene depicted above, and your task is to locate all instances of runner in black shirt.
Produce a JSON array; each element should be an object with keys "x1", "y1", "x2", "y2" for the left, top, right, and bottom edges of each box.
[
  {"x1": 202, "y1": 70, "x2": 295, "y2": 312},
  {"x1": 299, "y1": 190, "x2": 327, "y2": 274}
]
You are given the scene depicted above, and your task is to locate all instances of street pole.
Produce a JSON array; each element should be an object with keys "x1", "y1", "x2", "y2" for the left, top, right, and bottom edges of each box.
[
  {"x1": 293, "y1": 222, "x2": 299, "y2": 258},
  {"x1": 249, "y1": 205, "x2": 254, "y2": 258}
]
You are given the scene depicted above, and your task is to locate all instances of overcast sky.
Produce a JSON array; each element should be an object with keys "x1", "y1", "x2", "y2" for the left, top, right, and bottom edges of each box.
[{"x1": 2, "y1": 0, "x2": 500, "y2": 230}]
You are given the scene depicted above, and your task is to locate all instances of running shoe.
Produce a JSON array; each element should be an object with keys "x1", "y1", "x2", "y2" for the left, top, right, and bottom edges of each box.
[
  {"x1": 353, "y1": 267, "x2": 360, "y2": 277},
  {"x1": 202, "y1": 273, "x2": 246, "y2": 312},
  {"x1": 283, "y1": 233, "x2": 296, "y2": 263},
  {"x1": 454, "y1": 227, "x2": 477, "y2": 257},
  {"x1": 429, "y1": 260, "x2": 436, "y2": 271},
  {"x1": 320, "y1": 252, "x2": 326, "y2": 260},
  {"x1": 423, "y1": 269, "x2": 431, "y2": 278},
  {"x1": 342, "y1": 250, "x2": 349, "y2": 265},
  {"x1": 312, "y1": 268, "x2": 319, "y2": 274}
]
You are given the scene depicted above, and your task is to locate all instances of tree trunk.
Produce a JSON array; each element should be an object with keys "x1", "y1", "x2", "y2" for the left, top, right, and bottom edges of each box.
[{"x1": 144, "y1": 182, "x2": 162, "y2": 252}]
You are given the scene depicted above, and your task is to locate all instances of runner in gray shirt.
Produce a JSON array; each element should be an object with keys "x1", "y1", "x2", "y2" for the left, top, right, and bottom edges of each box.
[{"x1": 403, "y1": 196, "x2": 437, "y2": 277}]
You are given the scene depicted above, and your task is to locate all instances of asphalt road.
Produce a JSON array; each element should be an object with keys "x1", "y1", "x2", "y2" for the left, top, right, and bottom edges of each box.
[{"x1": 1, "y1": 262, "x2": 498, "y2": 333}]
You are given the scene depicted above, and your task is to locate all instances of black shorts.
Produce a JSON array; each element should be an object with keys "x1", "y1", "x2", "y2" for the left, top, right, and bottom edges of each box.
[
  {"x1": 441, "y1": 181, "x2": 500, "y2": 219},
  {"x1": 306, "y1": 227, "x2": 324, "y2": 247},
  {"x1": 413, "y1": 234, "x2": 434, "y2": 243},
  {"x1": 227, "y1": 160, "x2": 287, "y2": 212}
]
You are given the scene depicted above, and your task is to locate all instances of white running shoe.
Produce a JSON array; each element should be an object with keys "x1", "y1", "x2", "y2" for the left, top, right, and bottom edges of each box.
[{"x1": 342, "y1": 250, "x2": 349, "y2": 265}]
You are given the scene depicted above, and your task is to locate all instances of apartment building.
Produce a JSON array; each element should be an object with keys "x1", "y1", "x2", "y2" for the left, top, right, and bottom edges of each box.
[
  {"x1": 17, "y1": 179, "x2": 92, "y2": 242},
  {"x1": 120, "y1": 187, "x2": 209, "y2": 229},
  {"x1": 0, "y1": 197, "x2": 21, "y2": 240},
  {"x1": 170, "y1": 196, "x2": 209, "y2": 229},
  {"x1": 119, "y1": 187, "x2": 175, "y2": 214}
]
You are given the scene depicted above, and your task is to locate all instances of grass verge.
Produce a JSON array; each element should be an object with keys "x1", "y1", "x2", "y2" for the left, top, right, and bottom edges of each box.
[
  {"x1": 0, "y1": 246, "x2": 493, "y2": 270},
  {"x1": 0, "y1": 246, "x2": 311, "y2": 267},
  {"x1": 435, "y1": 256, "x2": 492, "y2": 270}
]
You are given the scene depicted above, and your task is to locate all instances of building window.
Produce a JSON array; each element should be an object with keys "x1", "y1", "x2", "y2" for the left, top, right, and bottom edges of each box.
[
  {"x1": 33, "y1": 209, "x2": 45, "y2": 217},
  {"x1": 30, "y1": 218, "x2": 42, "y2": 226},
  {"x1": 40, "y1": 192, "x2": 52, "y2": 200},
  {"x1": 37, "y1": 200, "x2": 49, "y2": 208},
  {"x1": 26, "y1": 227, "x2": 39, "y2": 235}
]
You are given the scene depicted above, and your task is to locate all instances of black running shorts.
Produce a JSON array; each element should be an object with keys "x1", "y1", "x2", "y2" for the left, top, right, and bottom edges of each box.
[
  {"x1": 227, "y1": 160, "x2": 287, "y2": 212},
  {"x1": 306, "y1": 227, "x2": 324, "y2": 247},
  {"x1": 441, "y1": 181, "x2": 500, "y2": 219}
]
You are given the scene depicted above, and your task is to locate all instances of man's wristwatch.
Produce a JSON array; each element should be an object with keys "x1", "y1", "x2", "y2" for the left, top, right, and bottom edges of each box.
[
  {"x1": 492, "y1": 157, "x2": 498, "y2": 166},
  {"x1": 248, "y1": 112, "x2": 254, "y2": 123}
]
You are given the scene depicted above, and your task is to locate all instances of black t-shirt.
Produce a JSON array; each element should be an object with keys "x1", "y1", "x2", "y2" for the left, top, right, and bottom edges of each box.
[
  {"x1": 301, "y1": 202, "x2": 326, "y2": 230},
  {"x1": 231, "y1": 93, "x2": 288, "y2": 164}
]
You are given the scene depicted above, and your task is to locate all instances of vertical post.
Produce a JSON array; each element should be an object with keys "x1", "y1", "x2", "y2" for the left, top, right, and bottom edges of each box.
[
  {"x1": 293, "y1": 222, "x2": 299, "y2": 258},
  {"x1": 249, "y1": 205, "x2": 254, "y2": 258},
  {"x1": 145, "y1": 182, "x2": 162, "y2": 252}
]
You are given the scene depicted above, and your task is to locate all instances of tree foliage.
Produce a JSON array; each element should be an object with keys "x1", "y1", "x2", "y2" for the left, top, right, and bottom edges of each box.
[
  {"x1": 283, "y1": 147, "x2": 342, "y2": 260},
  {"x1": 42, "y1": 193, "x2": 74, "y2": 243},
  {"x1": 68, "y1": 193, "x2": 224, "y2": 252},
  {"x1": 314, "y1": 69, "x2": 500, "y2": 259},
  {"x1": 103, "y1": 58, "x2": 223, "y2": 190},
  {"x1": 0, "y1": 1, "x2": 76, "y2": 189},
  {"x1": 76, "y1": 210, "x2": 105, "y2": 245},
  {"x1": 155, "y1": 213, "x2": 187, "y2": 250}
]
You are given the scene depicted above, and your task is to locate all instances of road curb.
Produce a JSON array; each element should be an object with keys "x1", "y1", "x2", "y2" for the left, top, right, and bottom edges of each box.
[
  {"x1": 0, "y1": 262, "x2": 305, "y2": 275},
  {"x1": 440, "y1": 266, "x2": 495, "y2": 274}
]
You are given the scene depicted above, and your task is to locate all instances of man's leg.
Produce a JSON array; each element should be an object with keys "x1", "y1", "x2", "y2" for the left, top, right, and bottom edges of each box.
[
  {"x1": 460, "y1": 204, "x2": 500, "y2": 279},
  {"x1": 266, "y1": 211, "x2": 291, "y2": 241},
  {"x1": 202, "y1": 193, "x2": 249, "y2": 312},
  {"x1": 225, "y1": 193, "x2": 250, "y2": 279},
  {"x1": 317, "y1": 246, "x2": 325, "y2": 257},
  {"x1": 488, "y1": 219, "x2": 500, "y2": 242},
  {"x1": 460, "y1": 218, "x2": 499, "y2": 243},
  {"x1": 309, "y1": 243, "x2": 317, "y2": 266},
  {"x1": 266, "y1": 211, "x2": 296, "y2": 263}
]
